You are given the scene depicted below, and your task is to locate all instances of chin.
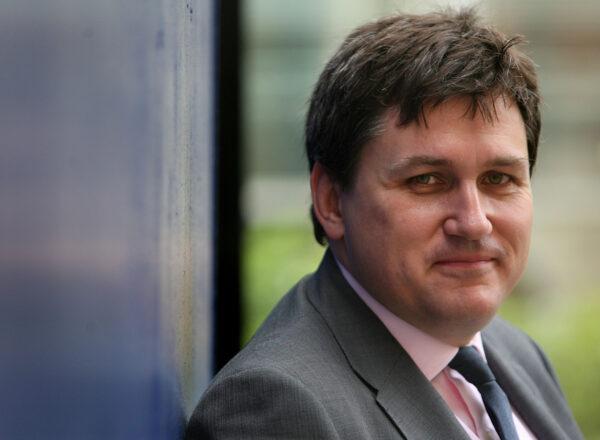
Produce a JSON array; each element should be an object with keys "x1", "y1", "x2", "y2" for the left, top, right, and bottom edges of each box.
[{"x1": 427, "y1": 287, "x2": 505, "y2": 332}]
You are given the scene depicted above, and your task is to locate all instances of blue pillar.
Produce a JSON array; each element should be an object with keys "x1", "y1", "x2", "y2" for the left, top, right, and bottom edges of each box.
[{"x1": 0, "y1": 1, "x2": 214, "y2": 438}]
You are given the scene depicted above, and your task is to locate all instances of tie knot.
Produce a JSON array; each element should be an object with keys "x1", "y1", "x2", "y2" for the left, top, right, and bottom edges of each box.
[{"x1": 449, "y1": 346, "x2": 496, "y2": 387}]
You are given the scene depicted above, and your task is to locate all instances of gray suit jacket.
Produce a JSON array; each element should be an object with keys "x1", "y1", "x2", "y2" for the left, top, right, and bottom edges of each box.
[{"x1": 187, "y1": 250, "x2": 583, "y2": 439}]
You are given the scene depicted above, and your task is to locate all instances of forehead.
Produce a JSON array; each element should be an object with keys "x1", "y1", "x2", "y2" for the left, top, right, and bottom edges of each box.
[{"x1": 364, "y1": 97, "x2": 528, "y2": 169}]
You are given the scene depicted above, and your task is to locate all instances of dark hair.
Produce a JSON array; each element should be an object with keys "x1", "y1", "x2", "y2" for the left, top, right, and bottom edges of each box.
[{"x1": 305, "y1": 8, "x2": 540, "y2": 245}]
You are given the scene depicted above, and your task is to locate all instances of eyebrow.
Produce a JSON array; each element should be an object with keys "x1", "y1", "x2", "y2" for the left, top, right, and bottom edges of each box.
[
  {"x1": 386, "y1": 154, "x2": 530, "y2": 176},
  {"x1": 483, "y1": 156, "x2": 530, "y2": 168},
  {"x1": 387, "y1": 155, "x2": 451, "y2": 172}
]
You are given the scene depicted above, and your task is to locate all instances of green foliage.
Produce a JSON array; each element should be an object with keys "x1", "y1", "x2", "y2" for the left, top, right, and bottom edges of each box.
[
  {"x1": 501, "y1": 293, "x2": 600, "y2": 439},
  {"x1": 242, "y1": 225, "x2": 324, "y2": 343},
  {"x1": 244, "y1": 225, "x2": 600, "y2": 439}
]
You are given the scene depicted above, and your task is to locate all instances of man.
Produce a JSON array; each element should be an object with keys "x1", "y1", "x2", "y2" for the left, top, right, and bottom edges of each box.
[{"x1": 188, "y1": 9, "x2": 583, "y2": 439}]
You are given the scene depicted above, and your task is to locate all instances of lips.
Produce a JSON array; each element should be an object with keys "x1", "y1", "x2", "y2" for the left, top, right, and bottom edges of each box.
[
  {"x1": 435, "y1": 255, "x2": 495, "y2": 265},
  {"x1": 434, "y1": 258, "x2": 494, "y2": 269},
  {"x1": 429, "y1": 254, "x2": 496, "y2": 280}
]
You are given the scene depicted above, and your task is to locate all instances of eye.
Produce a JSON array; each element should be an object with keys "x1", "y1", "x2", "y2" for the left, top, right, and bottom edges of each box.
[
  {"x1": 411, "y1": 174, "x2": 439, "y2": 185},
  {"x1": 484, "y1": 172, "x2": 510, "y2": 185},
  {"x1": 406, "y1": 173, "x2": 446, "y2": 193}
]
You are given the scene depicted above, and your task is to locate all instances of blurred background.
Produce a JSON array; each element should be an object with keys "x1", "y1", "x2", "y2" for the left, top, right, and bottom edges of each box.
[
  {"x1": 241, "y1": 0, "x2": 600, "y2": 438},
  {"x1": 2, "y1": 0, "x2": 599, "y2": 438}
]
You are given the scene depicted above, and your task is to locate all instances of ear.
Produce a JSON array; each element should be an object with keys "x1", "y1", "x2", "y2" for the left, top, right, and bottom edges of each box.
[{"x1": 310, "y1": 162, "x2": 345, "y2": 241}]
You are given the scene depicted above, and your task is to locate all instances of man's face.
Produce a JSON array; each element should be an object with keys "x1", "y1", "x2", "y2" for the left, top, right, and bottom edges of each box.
[{"x1": 332, "y1": 97, "x2": 532, "y2": 345}]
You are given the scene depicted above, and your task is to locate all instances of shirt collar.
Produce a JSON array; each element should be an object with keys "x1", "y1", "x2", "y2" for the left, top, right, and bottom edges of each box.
[{"x1": 335, "y1": 257, "x2": 485, "y2": 381}]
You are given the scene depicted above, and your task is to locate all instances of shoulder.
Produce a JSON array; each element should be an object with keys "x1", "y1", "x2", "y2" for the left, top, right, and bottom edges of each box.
[
  {"x1": 236, "y1": 271, "x2": 343, "y2": 373},
  {"x1": 186, "y1": 365, "x2": 340, "y2": 440},
  {"x1": 186, "y1": 252, "x2": 409, "y2": 439},
  {"x1": 185, "y1": 273, "x2": 347, "y2": 439}
]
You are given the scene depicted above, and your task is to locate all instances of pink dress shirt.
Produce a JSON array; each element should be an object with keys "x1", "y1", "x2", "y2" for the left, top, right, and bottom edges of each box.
[{"x1": 336, "y1": 260, "x2": 536, "y2": 440}]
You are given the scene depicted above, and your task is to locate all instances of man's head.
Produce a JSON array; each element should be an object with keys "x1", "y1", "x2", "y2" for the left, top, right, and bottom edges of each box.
[
  {"x1": 307, "y1": 9, "x2": 539, "y2": 345},
  {"x1": 306, "y1": 8, "x2": 539, "y2": 245}
]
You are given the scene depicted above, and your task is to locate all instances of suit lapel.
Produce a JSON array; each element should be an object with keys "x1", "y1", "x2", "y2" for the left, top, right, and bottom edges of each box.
[
  {"x1": 307, "y1": 251, "x2": 470, "y2": 440},
  {"x1": 483, "y1": 326, "x2": 567, "y2": 440},
  {"x1": 375, "y1": 357, "x2": 471, "y2": 440}
]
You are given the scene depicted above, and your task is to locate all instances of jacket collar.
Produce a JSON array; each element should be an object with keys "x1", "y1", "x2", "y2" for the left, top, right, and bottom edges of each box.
[{"x1": 307, "y1": 250, "x2": 470, "y2": 440}]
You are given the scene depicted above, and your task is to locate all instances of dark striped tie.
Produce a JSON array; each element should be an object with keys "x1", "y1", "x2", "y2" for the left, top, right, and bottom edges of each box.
[{"x1": 449, "y1": 346, "x2": 519, "y2": 440}]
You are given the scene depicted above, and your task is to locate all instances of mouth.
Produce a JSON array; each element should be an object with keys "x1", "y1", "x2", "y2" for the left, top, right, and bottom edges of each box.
[
  {"x1": 432, "y1": 255, "x2": 497, "y2": 275},
  {"x1": 435, "y1": 256, "x2": 494, "y2": 265}
]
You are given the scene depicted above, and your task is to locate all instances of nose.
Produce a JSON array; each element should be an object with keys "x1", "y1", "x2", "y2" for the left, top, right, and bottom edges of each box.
[{"x1": 442, "y1": 183, "x2": 492, "y2": 240}]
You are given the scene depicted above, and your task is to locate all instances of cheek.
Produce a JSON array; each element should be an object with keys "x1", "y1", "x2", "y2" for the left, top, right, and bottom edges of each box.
[
  {"x1": 492, "y1": 197, "x2": 533, "y2": 254},
  {"x1": 351, "y1": 191, "x2": 445, "y2": 253},
  {"x1": 393, "y1": 199, "x2": 446, "y2": 239},
  {"x1": 356, "y1": 192, "x2": 401, "y2": 233},
  {"x1": 342, "y1": 193, "x2": 391, "y2": 250}
]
